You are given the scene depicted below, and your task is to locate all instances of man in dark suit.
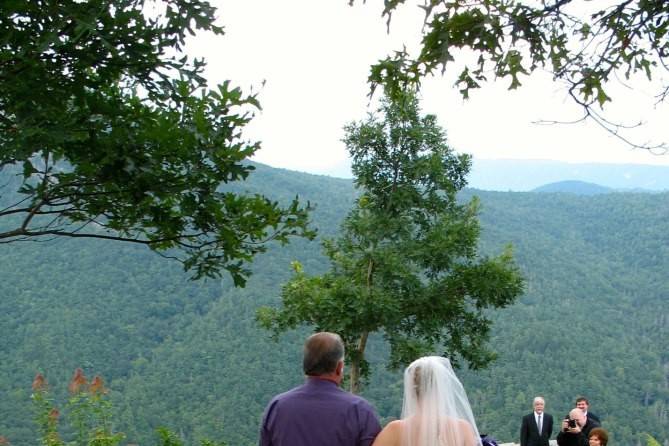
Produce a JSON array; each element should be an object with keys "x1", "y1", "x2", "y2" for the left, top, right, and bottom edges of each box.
[
  {"x1": 520, "y1": 396, "x2": 554, "y2": 446},
  {"x1": 575, "y1": 396, "x2": 600, "y2": 425}
]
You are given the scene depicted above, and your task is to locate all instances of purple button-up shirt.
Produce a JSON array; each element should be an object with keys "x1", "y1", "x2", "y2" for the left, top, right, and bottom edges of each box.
[{"x1": 259, "y1": 377, "x2": 381, "y2": 446}]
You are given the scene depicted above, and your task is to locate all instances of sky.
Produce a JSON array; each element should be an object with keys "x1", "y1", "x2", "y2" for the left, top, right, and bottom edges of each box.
[{"x1": 187, "y1": 0, "x2": 669, "y2": 177}]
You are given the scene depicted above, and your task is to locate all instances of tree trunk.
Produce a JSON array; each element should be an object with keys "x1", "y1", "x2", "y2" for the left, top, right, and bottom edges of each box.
[
  {"x1": 349, "y1": 359, "x2": 360, "y2": 394},
  {"x1": 349, "y1": 256, "x2": 374, "y2": 393},
  {"x1": 349, "y1": 331, "x2": 369, "y2": 394}
]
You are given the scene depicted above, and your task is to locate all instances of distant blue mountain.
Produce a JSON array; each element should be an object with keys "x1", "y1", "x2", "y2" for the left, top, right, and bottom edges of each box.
[
  {"x1": 299, "y1": 157, "x2": 669, "y2": 192},
  {"x1": 467, "y1": 158, "x2": 669, "y2": 191},
  {"x1": 532, "y1": 180, "x2": 613, "y2": 195}
]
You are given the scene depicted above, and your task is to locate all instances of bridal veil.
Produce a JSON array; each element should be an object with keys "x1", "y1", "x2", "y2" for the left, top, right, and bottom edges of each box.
[{"x1": 400, "y1": 356, "x2": 481, "y2": 446}]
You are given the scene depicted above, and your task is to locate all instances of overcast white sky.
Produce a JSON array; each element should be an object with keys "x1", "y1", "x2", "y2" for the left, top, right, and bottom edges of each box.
[{"x1": 188, "y1": 0, "x2": 669, "y2": 177}]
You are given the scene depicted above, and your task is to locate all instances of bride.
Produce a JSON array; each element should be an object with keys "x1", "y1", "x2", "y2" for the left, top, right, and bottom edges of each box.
[{"x1": 372, "y1": 356, "x2": 481, "y2": 446}]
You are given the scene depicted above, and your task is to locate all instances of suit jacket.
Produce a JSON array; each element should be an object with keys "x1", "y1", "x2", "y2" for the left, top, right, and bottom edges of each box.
[
  {"x1": 586, "y1": 412, "x2": 600, "y2": 425},
  {"x1": 581, "y1": 417, "x2": 600, "y2": 439},
  {"x1": 556, "y1": 429, "x2": 587, "y2": 446},
  {"x1": 520, "y1": 412, "x2": 554, "y2": 446}
]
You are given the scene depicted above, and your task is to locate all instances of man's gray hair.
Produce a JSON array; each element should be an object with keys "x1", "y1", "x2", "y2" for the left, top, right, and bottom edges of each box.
[{"x1": 303, "y1": 332, "x2": 344, "y2": 376}]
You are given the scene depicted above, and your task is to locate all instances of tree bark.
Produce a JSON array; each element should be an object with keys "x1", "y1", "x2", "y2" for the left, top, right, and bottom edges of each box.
[{"x1": 349, "y1": 331, "x2": 369, "y2": 394}]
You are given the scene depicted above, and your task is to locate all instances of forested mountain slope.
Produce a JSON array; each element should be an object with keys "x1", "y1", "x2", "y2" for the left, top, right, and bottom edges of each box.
[{"x1": 0, "y1": 164, "x2": 666, "y2": 446}]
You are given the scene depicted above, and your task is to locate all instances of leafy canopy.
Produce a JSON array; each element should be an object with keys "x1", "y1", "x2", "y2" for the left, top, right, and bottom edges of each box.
[
  {"x1": 258, "y1": 90, "x2": 524, "y2": 392},
  {"x1": 0, "y1": 0, "x2": 313, "y2": 284},
  {"x1": 355, "y1": 0, "x2": 669, "y2": 152}
]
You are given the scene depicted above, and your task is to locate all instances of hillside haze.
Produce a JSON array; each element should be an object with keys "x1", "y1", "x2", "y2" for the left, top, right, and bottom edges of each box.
[
  {"x1": 532, "y1": 181, "x2": 613, "y2": 195},
  {"x1": 469, "y1": 159, "x2": 669, "y2": 191},
  {"x1": 0, "y1": 163, "x2": 667, "y2": 446},
  {"x1": 314, "y1": 158, "x2": 669, "y2": 192}
]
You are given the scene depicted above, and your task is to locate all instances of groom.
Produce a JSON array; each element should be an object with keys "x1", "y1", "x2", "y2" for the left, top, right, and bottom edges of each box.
[{"x1": 259, "y1": 332, "x2": 381, "y2": 446}]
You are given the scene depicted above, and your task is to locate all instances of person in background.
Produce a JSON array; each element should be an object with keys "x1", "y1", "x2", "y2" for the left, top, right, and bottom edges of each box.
[
  {"x1": 588, "y1": 428, "x2": 609, "y2": 446},
  {"x1": 575, "y1": 397, "x2": 601, "y2": 424},
  {"x1": 520, "y1": 396, "x2": 554, "y2": 446},
  {"x1": 259, "y1": 332, "x2": 381, "y2": 446},
  {"x1": 557, "y1": 408, "x2": 590, "y2": 446}
]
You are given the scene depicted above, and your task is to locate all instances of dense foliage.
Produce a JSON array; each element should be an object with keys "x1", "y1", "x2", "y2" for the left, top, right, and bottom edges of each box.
[
  {"x1": 0, "y1": 165, "x2": 667, "y2": 445},
  {"x1": 0, "y1": 0, "x2": 312, "y2": 283}
]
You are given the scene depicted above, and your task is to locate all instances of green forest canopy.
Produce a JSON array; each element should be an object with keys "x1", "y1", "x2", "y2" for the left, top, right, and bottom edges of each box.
[{"x1": 0, "y1": 164, "x2": 666, "y2": 445}]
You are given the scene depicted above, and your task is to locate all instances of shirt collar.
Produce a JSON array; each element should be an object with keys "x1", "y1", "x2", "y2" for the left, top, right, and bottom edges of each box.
[{"x1": 306, "y1": 376, "x2": 340, "y2": 386}]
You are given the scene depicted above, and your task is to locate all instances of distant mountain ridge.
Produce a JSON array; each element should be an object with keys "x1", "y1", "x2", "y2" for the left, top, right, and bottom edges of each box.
[
  {"x1": 301, "y1": 158, "x2": 669, "y2": 192},
  {"x1": 532, "y1": 180, "x2": 613, "y2": 195},
  {"x1": 468, "y1": 158, "x2": 669, "y2": 191}
]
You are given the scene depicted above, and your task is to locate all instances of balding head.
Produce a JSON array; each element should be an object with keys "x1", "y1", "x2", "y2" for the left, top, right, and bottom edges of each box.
[
  {"x1": 303, "y1": 332, "x2": 345, "y2": 376},
  {"x1": 569, "y1": 408, "x2": 586, "y2": 427}
]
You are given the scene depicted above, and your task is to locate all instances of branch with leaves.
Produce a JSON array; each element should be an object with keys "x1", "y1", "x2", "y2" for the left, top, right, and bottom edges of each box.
[
  {"x1": 354, "y1": 0, "x2": 669, "y2": 152},
  {"x1": 0, "y1": 1, "x2": 314, "y2": 284}
]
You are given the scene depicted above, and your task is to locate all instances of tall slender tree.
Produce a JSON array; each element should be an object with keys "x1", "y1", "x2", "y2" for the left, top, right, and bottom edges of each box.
[{"x1": 258, "y1": 90, "x2": 524, "y2": 393}]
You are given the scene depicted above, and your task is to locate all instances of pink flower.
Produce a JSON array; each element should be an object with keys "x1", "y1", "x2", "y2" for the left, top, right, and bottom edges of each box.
[
  {"x1": 48, "y1": 408, "x2": 59, "y2": 421},
  {"x1": 32, "y1": 373, "x2": 47, "y2": 392},
  {"x1": 89, "y1": 376, "x2": 107, "y2": 395},
  {"x1": 68, "y1": 368, "x2": 88, "y2": 394}
]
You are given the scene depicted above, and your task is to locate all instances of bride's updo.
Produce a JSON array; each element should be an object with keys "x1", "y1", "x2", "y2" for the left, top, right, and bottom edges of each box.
[
  {"x1": 401, "y1": 356, "x2": 481, "y2": 446},
  {"x1": 407, "y1": 357, "x2": 443, "y2": 402}
]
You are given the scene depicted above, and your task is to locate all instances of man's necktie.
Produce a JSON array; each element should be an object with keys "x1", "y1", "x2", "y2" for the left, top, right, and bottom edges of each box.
[{"x1": 537, "y1": 415, "x2": 542, "y2": 434}]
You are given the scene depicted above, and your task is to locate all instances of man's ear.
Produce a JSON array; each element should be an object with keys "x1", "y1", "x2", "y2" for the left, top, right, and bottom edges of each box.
[{"x1": 336, "y1": 360, "x2": 344, "y2": 376}]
